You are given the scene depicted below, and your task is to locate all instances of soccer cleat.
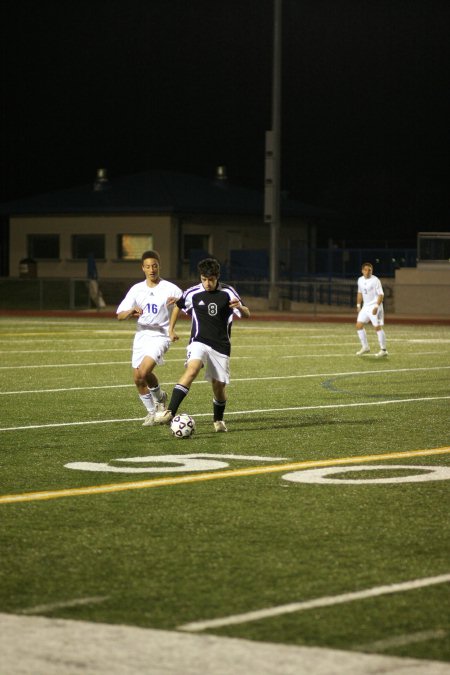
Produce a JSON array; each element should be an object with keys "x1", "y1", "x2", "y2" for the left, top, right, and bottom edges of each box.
[
  {"x1": 214, "y1": 420, "x2": 228, "y2": 433},
  {"x1": 375, "y1": 349, "x2": 388, "y2": 357},
  {"x1": 154, "y1": 390, "x2": 168, "y2": 414},
  {"x1": 154, "y1": 410, "x2": 173, "y2": 425},
  {"x1": 142, "y1": 412, "x2": 156, "y2": 426},
  {"x1": 356, "y1": 346, "x2": 370, "y2": 355}
]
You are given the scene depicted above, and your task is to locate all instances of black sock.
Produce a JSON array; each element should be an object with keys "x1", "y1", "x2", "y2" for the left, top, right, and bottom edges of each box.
[
  {"x1": 213, "y1": 398, "x2": 226, "y2": 422},
  {"x1": 169, "y1": 384, "x2": 189, "y2": 416}
]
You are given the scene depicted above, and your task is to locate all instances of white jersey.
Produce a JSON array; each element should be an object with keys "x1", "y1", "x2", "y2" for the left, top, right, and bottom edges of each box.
[
  {"x1": 357, "y1": 274, "x2": 383, "y2": 307},
  {"x1": 116, "y1": 279, "x2": 182, "y2": 335}
]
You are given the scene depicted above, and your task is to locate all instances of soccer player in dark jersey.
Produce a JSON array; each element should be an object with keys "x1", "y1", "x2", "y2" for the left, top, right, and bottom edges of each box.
[{"x1": 155, "y1": 258, "x2": 250, "y2": 432}]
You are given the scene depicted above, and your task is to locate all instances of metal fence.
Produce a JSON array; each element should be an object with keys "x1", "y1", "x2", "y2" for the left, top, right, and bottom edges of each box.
[
  {"x1": 233, "y1": 279, "x2": 393, "y2": 313},
  {"x1": 0, "y1": 277, "x2": 394, "y2": 313},
  {"x1": 0, "y1": 278, "x2": 102, "y2": 311},
  {"x1": 226, "y1": 247, "x2": 417, "y2": 281},
  {"x1": 307, "y1": 247, "x2": 416, "y2": 279}
]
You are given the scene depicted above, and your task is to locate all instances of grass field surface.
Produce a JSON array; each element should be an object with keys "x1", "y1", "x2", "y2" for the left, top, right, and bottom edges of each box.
[{"x1": 0, "y1": 315, "x2": 449, "y2": 672}]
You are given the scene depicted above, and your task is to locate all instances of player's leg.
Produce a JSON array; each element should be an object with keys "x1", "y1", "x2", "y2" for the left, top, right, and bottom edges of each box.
[
  {"x1": 374, "y1": 326, "x2": 388, "y2": 356},
  {"x1": 207, "y1": 349, "x2": 230, "y2": 432},
  {"x1": 369, "y1": 308, "x2": 388, "y2": 357},
  {"x1": 154, "y1": 359, "x2": 203, "y2": 424},
  {"x1": 212, "y1": 379, "x2": 227, "y2": 432},
  {"x1": 176, "y1": 341, "x2": 210, "y2": 406},
  {"x1": 132, "y1": 332, "x2": 158, "y2": 422},
  {"x1": 133, "y1": 356, "x2": 159, "y2": 425},
  {"x1": 356, "y1": 314, "x2": 370, "y2": 355},
  {"x1": 133, "y1": 334, "x2": 171, "y2": 423},
  {"x1": 145, "y1": 336, "x2": 171, "y2": 411},
  {"x1": 172, "y1": 359, "x2": 203, "y2": 412}
]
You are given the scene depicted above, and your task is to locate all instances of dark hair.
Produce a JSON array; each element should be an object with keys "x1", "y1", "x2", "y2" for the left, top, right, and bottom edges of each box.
[
  {"x1": 198, "y1": 257, "x2": 220, "y2": 278},
  {"x1": 361, "y1": 262, "x2": 373, "y2": 270},
  {"x1": 141, "y1": 250, "x2": 160, "y2": 264}
]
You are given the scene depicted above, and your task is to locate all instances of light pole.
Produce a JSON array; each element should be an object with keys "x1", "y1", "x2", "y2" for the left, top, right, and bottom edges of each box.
[{"x1": 265, "y1": 0, "x2": 282, "y2": 309}]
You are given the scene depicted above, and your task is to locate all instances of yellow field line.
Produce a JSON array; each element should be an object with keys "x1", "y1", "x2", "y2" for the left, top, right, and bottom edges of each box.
[{"x1": 1, "y1": 446, "x2": 449, "y2": 505}]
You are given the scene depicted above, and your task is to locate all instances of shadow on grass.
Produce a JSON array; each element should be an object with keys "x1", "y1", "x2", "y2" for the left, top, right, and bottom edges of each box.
[{"x1": 197, "y1": 415, "x2": 366, "y2": 435}]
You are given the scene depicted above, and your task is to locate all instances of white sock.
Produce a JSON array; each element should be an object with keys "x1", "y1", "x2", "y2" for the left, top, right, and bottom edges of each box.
[
  {"x1": 357, "y1": 329, "x2": 369, "y2": 348},
  {"x1": 377, "y1": 330, "x2": 386, "y2": 350},
  {"x1": 139, "y1": 392, "x2": 155, "y2": 412},
  {"x1": 150, "y1": 385, "x2": 163, "y2": 403}
]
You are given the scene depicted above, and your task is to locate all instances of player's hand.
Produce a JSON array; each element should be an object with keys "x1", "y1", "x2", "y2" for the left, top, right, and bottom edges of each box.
[
  {"x1": 169, "y1": 330, "x2": 179, "y2": 342},
  {"x1": 230, "y1": 299, "x2": 250, "y2": 318},
  {"x1": 130, "y1": 306, "x2": 143, "y2": 317}
]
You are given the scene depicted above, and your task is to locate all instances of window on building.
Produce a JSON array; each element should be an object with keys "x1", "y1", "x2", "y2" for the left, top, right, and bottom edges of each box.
[
  {"x1": 72, "y1": 234, "x2": 105, "y2": 260},
  {"x1": 183, "y1": 234, "x2": 210, "y2": 261},
  {"x1": 418, "y1": 232, "x2": 450, "y2": 261},
  {"x1": 27, "y1": 234, "x2": 60, "y2": 259},
  {"x1": 117, "y1": 234, "x2": 154, "y2": 260}
]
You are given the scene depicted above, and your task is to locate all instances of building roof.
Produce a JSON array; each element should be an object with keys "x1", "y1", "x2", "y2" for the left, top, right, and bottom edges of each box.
[{"x1": 0, "y1": 170, "x2": 333, "y2": 219}]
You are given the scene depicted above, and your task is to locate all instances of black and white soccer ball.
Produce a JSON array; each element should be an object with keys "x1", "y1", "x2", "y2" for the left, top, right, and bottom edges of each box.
[{"x1": 170, "y1": 413, "x2": 196, "y2": 439}]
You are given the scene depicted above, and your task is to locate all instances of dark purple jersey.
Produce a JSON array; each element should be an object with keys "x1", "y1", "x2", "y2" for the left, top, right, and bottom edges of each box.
[{"x1": 177, "y1": 282, "x2": 244, "y2": 356}]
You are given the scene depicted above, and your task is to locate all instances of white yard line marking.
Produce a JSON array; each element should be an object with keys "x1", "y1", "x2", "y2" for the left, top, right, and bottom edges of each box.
[
  {"x1": 2, "y1": 338, "x2": 448, "y2": 353},
  {"x1": 281, "y1": 351, "x2": 448, "y2": 358},
  {"x1": 178, "y1": 573, "x2": 450, "y2": 632},
  {"x1": 0, "y1": 384, "x2": 134, "y2": 395},
  {"x1": 355, "y1": 629, "x2": 448, "y2": 652},
  {"x1": 0, "y1": 417, "x2": 143, "y2": 431},
  {"x1": 1, "y1": 395, "x2": 450, "y2": 431},
  {"x1": 227, "y1": 396, "x2": 450, "y2": 416},
  {"x1": 0, "y1": 344, "x2": 188, "y2": 355},
  {"x1": 0, "y1": 348, "x2": 129, "y2": 354},
  {"x1": 0, "y1": 356, "x2": 251, "y2": 370},
  {"x1": 253, "y1": 365, "x2": 450, "y2": 377},
  {"x1": 19, "y1": 596, "x2": 108, "y2": 615},
  {"x1": 1, "y1": 365, "x2": 449, "y2": 395},
  {"x1": 1, "y1": 446, "x2": 449, "y2": 505},
  {"x1": 0, "y1": 360, "x2": 130, "y2": 370}
]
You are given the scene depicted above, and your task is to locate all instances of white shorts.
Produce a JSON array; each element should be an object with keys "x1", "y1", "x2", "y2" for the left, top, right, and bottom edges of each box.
[
  {"x1": 357, "y1": 304, "x2": 384, "y2": 327},
  {"x1": 132, "y1": 331, "x2": 171, "y2": 369},
  {"x1": 186, "y1": 341, "x2": 230, "y2": 384}
]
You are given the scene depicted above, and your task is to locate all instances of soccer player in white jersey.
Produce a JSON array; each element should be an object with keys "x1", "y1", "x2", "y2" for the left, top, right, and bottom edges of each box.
[
  {"x1": 355, "y1": 262, "x2": 388, "y2": 357},
  {"x1": 155, "y1": 257, "x2": 250, "y2": 432},
  {"x1": 116, "y1": 250, "x2": 182, "y2": 425}
]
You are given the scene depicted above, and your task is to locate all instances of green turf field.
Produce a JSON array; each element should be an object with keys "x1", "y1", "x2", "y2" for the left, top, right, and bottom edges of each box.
[{"x1": 0, "y1": 316, "x2": 449, "y2": 664}]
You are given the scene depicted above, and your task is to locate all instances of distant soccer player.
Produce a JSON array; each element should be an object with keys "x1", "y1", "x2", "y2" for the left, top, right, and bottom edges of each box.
[
  {"x1": 155, "y1": 257, "x2": 250, "y2": 432},
  {"x1": 355, "y1": 262, "x2": 388, "y2": 357},
  {"x1": 116, "y1": 251, "x2": 182, "y2": 426}
]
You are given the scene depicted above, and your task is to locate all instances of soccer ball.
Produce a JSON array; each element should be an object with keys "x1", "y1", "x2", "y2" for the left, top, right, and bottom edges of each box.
[{"x1": 170, "y1": 413, "x2": 196, "y2": 439}]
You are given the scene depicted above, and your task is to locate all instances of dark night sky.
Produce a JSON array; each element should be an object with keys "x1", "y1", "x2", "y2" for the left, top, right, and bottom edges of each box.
[{"x1": 1, "y1": 0, "x2": 449, "y2": 246}]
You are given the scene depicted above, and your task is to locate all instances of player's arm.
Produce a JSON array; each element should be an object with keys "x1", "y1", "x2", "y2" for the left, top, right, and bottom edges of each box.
[
  {"x1": 372, "y1": 292, "x2": 384, "y2": 315},
  {"x1": 168, "y1": 304, "x2": 181, "y2": 341},
  {"x1": 230, "y1": 298, "x2": 250, "y2": 318},
  {"x1": 356, "y1": 291, "x2": 363, "y2": 312},
  {"x1": 238, "y1": 303, "x2": 250, "y2": 318},
  {"x1": 117, "y1": 306, "x2": 142, "y2": 320}
]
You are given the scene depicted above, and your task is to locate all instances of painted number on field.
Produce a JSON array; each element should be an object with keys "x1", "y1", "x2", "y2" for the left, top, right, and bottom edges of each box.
[
  {"x1": 282, "y1": 464, "x2": 450, "y2": 485},
  {"x1": 65, "y1": 453, "x2": 287, "y2": 474}
]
